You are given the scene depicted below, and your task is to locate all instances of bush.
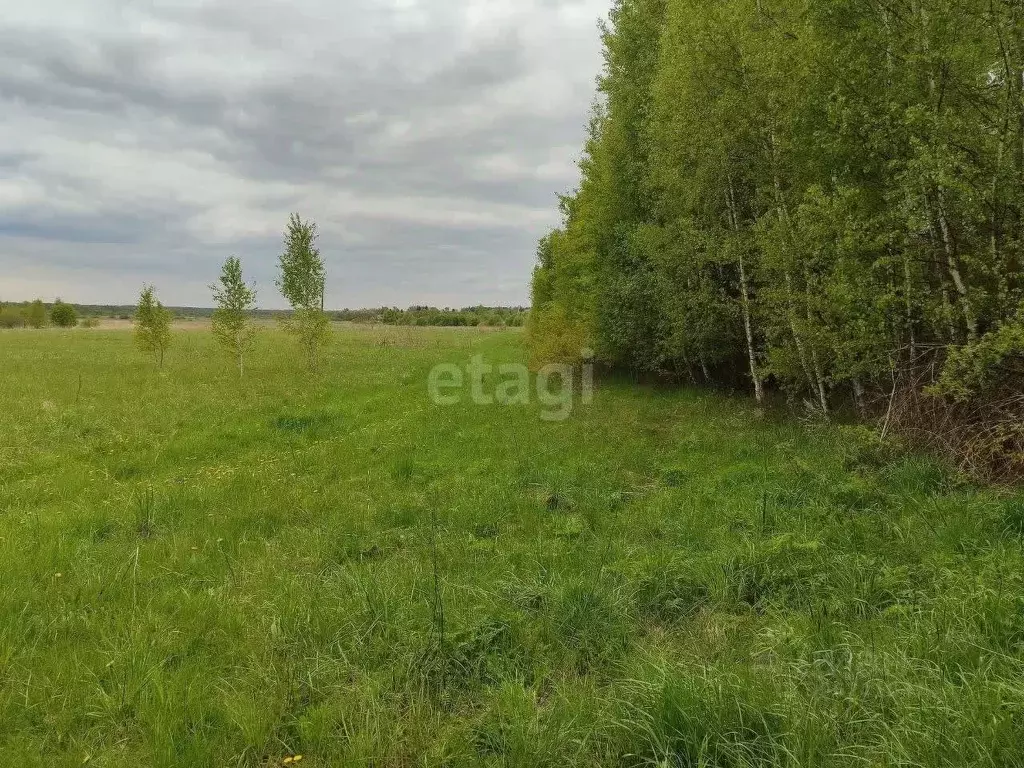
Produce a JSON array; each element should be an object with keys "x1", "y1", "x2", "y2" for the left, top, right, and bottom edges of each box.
[
  {"x1": 0, "y1": 305, "x2": 26, "y2": 329},
  {"x1": 527, "y1": 303, "x2": 590, "y2": 370},
  {"x1": 26, "y1": 300, "x2": 47, "y2": 328},
  {"x1": 932, "y1": 314, "x2": 1024, "y2": 402},
  {"x1": 50, "y1": 300, "x2": 77, "y2": 328}
]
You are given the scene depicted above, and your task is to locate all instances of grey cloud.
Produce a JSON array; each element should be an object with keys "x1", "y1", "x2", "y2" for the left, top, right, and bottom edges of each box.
[{"x1": 0, "y1": 0, "x2": 606, "y2": 308}]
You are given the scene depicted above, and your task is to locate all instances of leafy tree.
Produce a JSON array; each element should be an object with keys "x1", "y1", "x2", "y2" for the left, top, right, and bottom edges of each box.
[
  {"x1": 134, "y1": 285, "x2": 173, "y2": 367},
  {"x1": 530, "y1": 0, "x2": 1024, "y2": 464},
  {"x1": 26, "y1": 299, "x2": 47, "y2": 329},
  {"x1": 277, "y1": 213, "x2": 326, "y2": 311},
  {"x1": 211, "y1": 256, "x2": 258, "y2": 377},
  {"x1": 50, "y1": 299, "x2": 77, "y2": 328},
  {"x1": 276, "y1": 214, "x2": 330, "y2": 369}
]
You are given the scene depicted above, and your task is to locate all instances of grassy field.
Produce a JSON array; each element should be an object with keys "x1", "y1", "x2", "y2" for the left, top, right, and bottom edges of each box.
[{"x1": 2, "y1": 326, "x2": 1024, "y2": 767}]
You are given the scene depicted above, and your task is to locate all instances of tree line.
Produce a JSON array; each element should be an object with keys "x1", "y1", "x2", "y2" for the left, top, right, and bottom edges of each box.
[
  {"x1": 530, "y1": 0, "x2": 1024, "y2": 474},
  {"x1": 335, "y1": 306, "x2": 527, "y2": 327},
  {"x1": 0, "y1": 299, "x2": 82, "y2": 329}
]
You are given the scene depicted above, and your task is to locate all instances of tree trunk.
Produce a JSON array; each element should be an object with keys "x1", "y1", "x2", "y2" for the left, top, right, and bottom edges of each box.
[
  {"x1": 803, "y1": 266, "x2": 830, "y2": 416},
  {"x1": 771, "y1": 154, "x2": 826, "y2": 411},
  {"x1": 992, "y1": 131, "x2": 1008, "y2": 309},
  {"x1": 935, "y1": 189, "x2": 978, "y2": 338},
  {"x1": 918, "y1": 1, "x2": 978, "y2": 339},
  {"x1": 903, "y1": 252, "x2": 917, "y2": 358},
  {"x1": 738, "y1": 252, "x2": 765, "y2": 405},
  {"x1": 852, "y1": 377, "x2": 866, "y2": 417},
  {"x1": 990, "y1": 0, "x2": 1015, "y2": 310},
  {"x1": 785, "y1": 269, "x2": 818, "y2": 398},
  {"x1": 727, "y1": 178, "x2": 765, "y2": 405}
]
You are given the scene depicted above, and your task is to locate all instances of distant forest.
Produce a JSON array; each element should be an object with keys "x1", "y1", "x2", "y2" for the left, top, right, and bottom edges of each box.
[
  {"x1": 0, "y1": 301, "x2": 527, "y2": 328},
  {"x1": 335, "y1": 306, "x2": 527, "y2": 327},
  {"x1": 529, "y1": 0, "x2": 1024, "y2": 477}
]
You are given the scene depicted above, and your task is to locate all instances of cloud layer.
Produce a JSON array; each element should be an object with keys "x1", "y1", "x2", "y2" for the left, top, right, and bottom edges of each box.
[{"x1": 0, "y1": 0, "x2": 606, "y2": 308}]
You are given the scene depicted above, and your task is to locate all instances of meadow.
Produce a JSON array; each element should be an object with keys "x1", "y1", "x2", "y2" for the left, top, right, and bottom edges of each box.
[{"x1": 2, "y1": 325, "x2": 1024, "y2": 767}]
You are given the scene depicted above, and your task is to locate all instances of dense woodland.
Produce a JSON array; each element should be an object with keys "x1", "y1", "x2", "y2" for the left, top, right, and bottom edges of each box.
[{"x1": 530, "y1": 0, "x2": 1024, "y2": 476}]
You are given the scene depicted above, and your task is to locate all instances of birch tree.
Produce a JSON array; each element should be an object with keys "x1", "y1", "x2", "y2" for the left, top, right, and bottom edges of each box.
[
  {"x1": 211, "y1": 256, "x2": 258, "y2": 377},
  {"x1": 277, "y1": 214, "x2": 330, "y2": 369},
  {"x1": 134, "y1": 285, "x2": 172, "y2": 367}
]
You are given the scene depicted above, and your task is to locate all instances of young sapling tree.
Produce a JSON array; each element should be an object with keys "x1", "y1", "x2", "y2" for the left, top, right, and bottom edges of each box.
[
  {"x1": 211, "y1": 256, "x2": 258, "y2": 377},
  {"x1": 134, "y1": 285, "x2": 173, "y2": 367},
  {"x1": 276, "y1": 213, "x2": 330, "y2": 369}
]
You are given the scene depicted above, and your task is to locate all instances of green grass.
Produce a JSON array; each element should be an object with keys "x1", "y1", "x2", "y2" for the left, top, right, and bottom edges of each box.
[{"x1": 2, "y1": 326, "x2": 1024, "y2": 767}]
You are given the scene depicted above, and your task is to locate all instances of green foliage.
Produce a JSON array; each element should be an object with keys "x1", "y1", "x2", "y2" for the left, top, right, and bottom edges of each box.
[
  {"x1": 933, "y1": 310, "x2": 1024, "y2": 401},
  {"x1": 26, "y1": 299, "x2": 47, "y2": 329},
  {"x1": 276, "y1": 213, "x2": 325, "y2": 311},
  {"x1": 0, "y1": 304, "x2": 26, "y2": 329},
  {"x1": 133, "y1": 285, "x2": 173, "y2": 367},
  {"x1": 210, "y1": 256, "x2": 258, "y2": 377},
  {"x1": 49, "y1": 299, "x2": 77, "y2": 328},
  {"x1": 527, "y1": 303, "x2": 589, "y2": 370},
  {"x1": 531, "y1": 0, "x2": 1024, "y2": 429},
  {"x1": 282, "y1": 306, "x2": 332, "y2": 371},
  {"x1": 336, "y1": 305, "x2": 527, "y2": 327},
  {"x1": 276, "y1": 214, "x2": 330, "y2": 368}
]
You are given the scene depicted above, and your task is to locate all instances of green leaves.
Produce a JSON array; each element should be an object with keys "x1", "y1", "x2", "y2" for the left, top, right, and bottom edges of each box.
[
  {"x1": 27, "y1": 299, "x2": 47, "y2": 329},
  {"x1": 276, "y1": 213, "x2": 325, "y2": 312},
  {"x1": 531, "y1": 0, "x2": 1024, "y2": 434},
  {"x1": 50, "y1": 299, "x2": 77, "y2": 328},
  {"x1": 276, "y1": 214, "x2": 331, "y2": 370},
  {"x1": 134, "y1": 285, "x2": 172, "y2": 367},
  {"x1": 211, "y1": 256, "x2": 258, "y2": 377}
]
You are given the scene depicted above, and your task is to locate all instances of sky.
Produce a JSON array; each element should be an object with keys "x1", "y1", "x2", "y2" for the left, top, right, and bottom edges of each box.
[{"x1": 0, "y1": 0, "x2": 607, "y2": 309}]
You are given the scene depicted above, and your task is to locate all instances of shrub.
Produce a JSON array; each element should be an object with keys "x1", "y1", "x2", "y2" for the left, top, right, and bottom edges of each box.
[
  {"x1": 26, "y1": 300, "x2": 47, "y2": 328},
  {"x1": 0, "y1": 305, "x2": 26, "y2": 329},
  {"x1": 527, "y1": 304, "x2": 590, "y2": 371},
  {"x1": 50, "y1": 299, "x2": 77, "y2": 328}
]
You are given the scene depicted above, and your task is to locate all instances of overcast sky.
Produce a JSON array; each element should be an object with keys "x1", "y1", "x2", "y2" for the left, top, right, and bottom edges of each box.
[{"x1": 0, "y1": 0, "x2": 606, "y2": 309}]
